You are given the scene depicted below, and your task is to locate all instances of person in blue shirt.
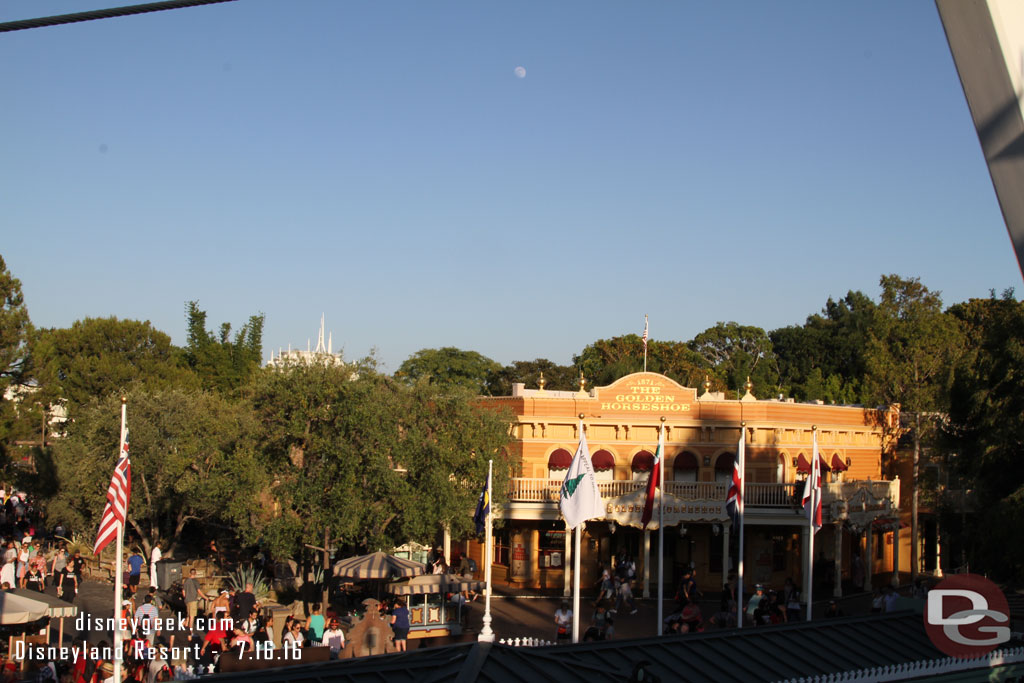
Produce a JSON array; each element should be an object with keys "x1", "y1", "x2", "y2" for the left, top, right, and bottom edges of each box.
[{"x1": 127, "y1": 549, "x2": 145, "y2": 595}]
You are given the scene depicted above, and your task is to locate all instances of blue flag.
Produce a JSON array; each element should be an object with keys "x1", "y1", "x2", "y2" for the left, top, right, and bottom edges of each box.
[{"x1": 473, "y1": 475, "x2": 490, "y2": 535}]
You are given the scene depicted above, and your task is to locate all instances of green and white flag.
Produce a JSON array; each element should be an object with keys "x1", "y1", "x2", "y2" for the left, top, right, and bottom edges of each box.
[{"x1": 559, "y1": 424, "x2": 605, "y2": 530}]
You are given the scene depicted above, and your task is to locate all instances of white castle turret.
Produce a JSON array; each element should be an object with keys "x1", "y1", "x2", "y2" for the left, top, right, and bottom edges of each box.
[{"x1": 267, "y1": 314, "x2": 345, "y2": 368}]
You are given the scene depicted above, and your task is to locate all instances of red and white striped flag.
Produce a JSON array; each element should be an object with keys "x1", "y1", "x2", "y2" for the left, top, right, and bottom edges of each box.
[
  {"x1": 642, "y1": 315, "x2": 649, "y2": 352},
  {"x1": 93, "y1": 428, "x2": 131, "y2": 555}
]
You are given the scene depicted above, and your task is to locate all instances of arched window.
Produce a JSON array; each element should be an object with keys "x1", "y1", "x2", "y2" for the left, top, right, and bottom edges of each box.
[
  {"x1": 591, "y1": 449, "x2": 615, "y2": 482},
  {"x1": 547, "y1": 448, "x2": 572, "y2": 476},
  {"x1": 631, "y1": 451, "x2": 655, "y2": 481},
  {"x1": 714, "y1": 453, "x2": 734, "y2": 485},
  {"x1": 673, "y1": 451, "x2": 699, "y2": 483}
]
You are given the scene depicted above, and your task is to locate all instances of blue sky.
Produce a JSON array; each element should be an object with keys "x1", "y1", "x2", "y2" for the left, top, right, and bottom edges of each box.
[{"x1": 2, "y1": 1, "x2": 1020, "y2": 372}]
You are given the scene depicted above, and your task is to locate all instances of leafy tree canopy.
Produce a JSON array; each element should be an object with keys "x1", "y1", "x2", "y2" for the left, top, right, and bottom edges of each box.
[
  {"x1": 864, "y1": 275, "x2": 962, "y2": 412},
  {"x1": 249, "y1": 364, "x2": 512, "y2": 558},
  {"x1": 771, "y1": 290, "x2": 874, "y2": 403},
  {"x1": 575, "y1": 335, "x2": 712, "y2": 389},
  {"x1": 0, "y1": 256, "x2": 32, "y2": 459},
  {"x1": 46, "y1": 388, "x2": 265, "y2": 556},
  {"x1": 396, "y1": 347, "x2": 501, "y2": 395},
  {"x1": 31, "y1": 317, "x2": 197, "y2": 413},
  {"x1": 485, "y1": 359, "x2": 578, "y2": 396},
  {"x1": 688, "y1": 322, "x2": 779, "y2": 396},
  {"x1": 184, "y1": 301, "x2": 264, "y2": 394}
]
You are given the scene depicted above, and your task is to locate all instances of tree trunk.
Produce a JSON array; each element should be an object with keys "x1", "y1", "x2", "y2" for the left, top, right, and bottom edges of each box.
[{"x1": 912, "y1": 411, "x2": 920, "y2": 581}]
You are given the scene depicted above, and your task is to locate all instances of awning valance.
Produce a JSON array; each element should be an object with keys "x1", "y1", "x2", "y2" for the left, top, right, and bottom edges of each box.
[
  {"x1": 591, "y1": 450, "x2": 615, "y2": 471},
  {"x1": 548, "y1": 449, "x2": 572, "y2": 470}
]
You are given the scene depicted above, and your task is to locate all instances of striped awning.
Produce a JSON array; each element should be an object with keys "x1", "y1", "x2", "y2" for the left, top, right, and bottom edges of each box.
[
  {"x1": 332, "y1": 552, "x2": 426, "y2": 580},
  {"x1": 386, "y1": 574, "x2": 486, "y2": 596},
  {"x1": 9, "y1": 589, "x2": 77, "y2": 619},
  {"x1": 0, "y1": 592, "x2": 49, "y2": 624}
]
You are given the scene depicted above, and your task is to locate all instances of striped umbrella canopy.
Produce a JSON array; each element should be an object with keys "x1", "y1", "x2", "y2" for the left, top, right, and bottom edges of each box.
[
  {"x1": 332, "y1": 551, "x2": 426, "y2": 580},
  {"x1": 386, "y1": 573, "x2": 485, "y2": 596},
  {"x1": 0, "y1": 591, "x2": 49, "y2": 624}
]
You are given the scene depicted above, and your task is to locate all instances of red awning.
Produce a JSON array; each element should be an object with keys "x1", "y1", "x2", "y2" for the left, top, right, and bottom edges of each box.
[
  {"x1": 591, "y1": 449, "x2": 615, "y2": 471},
  {"x1": 796, "y1": 453, "x2": 830, "y2": 473},
  {"x1": 631, "y1": 451, "x2": 655, "y2": 471},
  {"x1": 548, "y1": 448, "x2": 572, "y2": 470},
  {"x1": 830, "y1": 453, "x2": 849, "y2": 472}
]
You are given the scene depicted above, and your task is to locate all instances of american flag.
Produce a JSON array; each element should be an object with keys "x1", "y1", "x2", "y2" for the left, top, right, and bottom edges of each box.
[
  {"x1": 642, "y1": 315, "x2": 649, "y2": 352},
  {"x1": 93, "y1": 428, "x2": 131, "y2": 555}
]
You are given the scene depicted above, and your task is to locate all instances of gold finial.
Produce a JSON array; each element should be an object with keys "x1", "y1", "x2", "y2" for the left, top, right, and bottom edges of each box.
[
  {"x1": 812, "y1": 424, "x2": 817, "y2": 431},
  {"x1": 579, "y1": 413, "x2": 585, "y2": 420},
  {"x1": 703, "y1": 375, "x2": 712, "y2": 392},
  {"x1": 660, "y1": 416, "x2": 666, "y2": 422},
  {"x1": 744, "y1": 376, "x2": 753, "y2": 393},
  {"x1": 579, "y1": 371, "x2": 586, "y2": 393},
  {"x1": 121, "y1": 396, "x2": 127, "y2": 404},
  {"x1": 741, "y1": 421, "x2": 746, "y2": 427},
  {"x1": 537, "y1": 372, "x2": 546, "y2": 392}
]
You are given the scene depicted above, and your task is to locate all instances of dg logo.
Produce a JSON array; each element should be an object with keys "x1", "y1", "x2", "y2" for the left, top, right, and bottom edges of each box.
[{"x1": 923, "y1": 574, "x2": 1011, "y2": 658}]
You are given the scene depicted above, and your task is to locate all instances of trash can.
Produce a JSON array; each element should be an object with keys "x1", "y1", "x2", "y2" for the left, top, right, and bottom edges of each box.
[{"x1": 156, "y1": 560, "x2": 182, "y2": 588}]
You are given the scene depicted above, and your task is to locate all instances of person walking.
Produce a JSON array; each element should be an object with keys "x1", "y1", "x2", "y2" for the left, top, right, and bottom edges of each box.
[
  {"x1": 149, "y1": 543, "x2": 162, "y2": 590},
  {"x1": 390, "y1": 598, "x2": 410, "y2": 652}
]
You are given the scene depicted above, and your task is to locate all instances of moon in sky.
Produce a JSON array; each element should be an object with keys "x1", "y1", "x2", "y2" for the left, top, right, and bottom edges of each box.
[{"x1": 514, "y1": 66, "x2": 526, "y2": 79}]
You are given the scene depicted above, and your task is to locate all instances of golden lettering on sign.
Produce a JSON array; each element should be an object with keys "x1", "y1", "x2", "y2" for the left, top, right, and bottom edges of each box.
[{"x1": 599, "y1": 376, "x2": 693, "y2": 413}]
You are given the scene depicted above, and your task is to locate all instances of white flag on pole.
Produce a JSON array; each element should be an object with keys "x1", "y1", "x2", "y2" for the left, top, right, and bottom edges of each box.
[{"x1": 560, "y1": 424, "x2": 605, "y2": 530}]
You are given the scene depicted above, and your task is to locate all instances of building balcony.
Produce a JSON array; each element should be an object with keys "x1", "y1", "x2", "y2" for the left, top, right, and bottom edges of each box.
[{"x1": 506, "y1": 477, "x2": 899, "y2": 513}]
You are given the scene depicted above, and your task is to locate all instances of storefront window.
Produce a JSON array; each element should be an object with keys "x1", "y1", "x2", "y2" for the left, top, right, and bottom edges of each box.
[{"x1": 539, "y1": 527, "x2": 566, "y2": 568}]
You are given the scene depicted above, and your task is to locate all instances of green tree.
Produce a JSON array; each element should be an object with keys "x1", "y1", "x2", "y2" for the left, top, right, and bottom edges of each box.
[
  {"x1": 943, "y1": 291, "x2": 1024, "y2": 579},
  {"x1": 0, "y1": 256, "x2": 32, "y2": 460},
  {"x1": 31, "y1": 318, "x2": 197, "y2": 413},
  {"x1": 771, "y1": 290, "x2": 874, "y2": 402},
  {"x1": 396, "y1": 347, "x2": 501, "y2": 395},
  {"x1": 485, "y1": 359, "x2": 578, "y2": 396},
  {"x1": 688, "y1": 322, "x2": 780, "y2": 396},
  {"x1": 249, "y1": 364, "x2": 513, "y2": 558},
  {"x1": 184, "y1": 302, "x2": 264, "y2": 394},
  {"x1": 864, "y1": 274, "x2": 962, "y2": 578},
  {"x1": 574, "y1": 336, "x2": 711, "y2": 388},
  {"x1": 47, "y1": 388, "x2": 265, "y2": 556}
]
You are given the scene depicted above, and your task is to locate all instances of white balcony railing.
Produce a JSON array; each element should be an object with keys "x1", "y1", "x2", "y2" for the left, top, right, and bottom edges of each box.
[{"x1": 508, "y1": 477, "x2": 899, "y2": 509}]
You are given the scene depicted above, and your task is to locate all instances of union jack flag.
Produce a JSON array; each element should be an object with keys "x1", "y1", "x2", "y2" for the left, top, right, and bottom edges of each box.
[
  {"x1": 93, "y1": 428, "x2": 131, "y2": 555},
  {"x1": 726, "y1": 431, "x2": 744, "y2": 528},
  {"x1": 642, "y1": 315, "x2": 649, "y2": 352}
]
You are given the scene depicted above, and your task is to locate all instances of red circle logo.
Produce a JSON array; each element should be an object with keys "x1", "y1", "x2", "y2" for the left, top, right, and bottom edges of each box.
[{"x1": 923, "y1": 574, "x2": 1010, "y2": 658}]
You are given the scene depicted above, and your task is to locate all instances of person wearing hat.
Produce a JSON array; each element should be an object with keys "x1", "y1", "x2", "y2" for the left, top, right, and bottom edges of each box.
[
  {"x1": 211, "y1": 589, "x2": 231, "y2": 624},
  {"x1": 745, "y1": 584, "x2": 765, "y2": 625},
  {"x1": 322, "y1": 617, "x2": 346, "y2": 659}
]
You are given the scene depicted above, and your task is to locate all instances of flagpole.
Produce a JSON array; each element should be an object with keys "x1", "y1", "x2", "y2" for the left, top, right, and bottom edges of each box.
[
  {"x1": 806, "y1": 426, "x2": 817, "y2": 622},
  {"x1": 479, "y1": 459, "x2": 495, "y2": 641},
  {"x1": 642, "y1": 314, "x2": 649, "y2": 373},
  {"x1": 657, "y1": 419, "x2": 665, "y2": 635},
  {"x1": 113, "y1": 399, "x2": 126, "y2": 682},
  {"x1": 573, "y1": 524, "x2": 582, "y2": 643},
  {"x1": 737, "y1": 422, "x2": 745, "y2": 629}
]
